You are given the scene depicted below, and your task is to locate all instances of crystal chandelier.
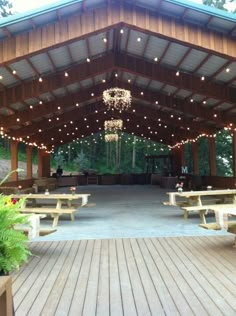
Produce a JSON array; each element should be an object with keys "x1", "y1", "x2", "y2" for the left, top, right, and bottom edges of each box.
[
  {"x1": 104, "y1": 119, "x2": 123, "y2": 132},
  {"x1": 103, "y1": 87, "x2": 131, "y2": 111},
  {"x1": 104, "y1": 133, "x2": 119, "y2": 142}
]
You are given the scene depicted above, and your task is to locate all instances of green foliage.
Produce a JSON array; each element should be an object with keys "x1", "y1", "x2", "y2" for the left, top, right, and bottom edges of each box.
[
  {"x1": 0, "y1": 196, "x2": 31, "y2": 273},
  {"x1": 73, "y1": 150, "x2": 90, "y2": 172},
  {"x1": 53, "y1": 132, "x2": 169, "y2": 174},
  {"x1": 202, "y1": 0, "x2": 236, "y2": 12},
  {"x1": 216, "y1": 130, "x2": 233, "y2": 176},
  {"x1": 0, "y1": 0, "x2": 12, "y2": 17},
  {"x1": 198, "y1": 137, "x2": 210, "y2": 176}
]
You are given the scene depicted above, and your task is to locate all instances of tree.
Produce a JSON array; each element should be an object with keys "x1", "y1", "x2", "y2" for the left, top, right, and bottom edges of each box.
[
  {"x1": 202, "y1": 0, "x2": 236, "y2": 12},
  {"x1": 0, "y1": 0, "x2": 12, "y2": 17}
]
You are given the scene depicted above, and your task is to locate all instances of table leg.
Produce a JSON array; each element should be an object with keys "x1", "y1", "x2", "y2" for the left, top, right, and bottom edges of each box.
[
  {"x1": 28, "y1": 215, "x2": 40, "y2": 239},
  {"x1": 199, "y1": 210, "x2": 206, "y2": 224},
  {"x1": 183, "y1": 210, "x2": 188, "y2": 219},
  {"x1": 52, "y1": 215, "x2": 59, "y2": 227},
  {"x1": 169, "y1": 193, "x2": 176, "y2": 206}
]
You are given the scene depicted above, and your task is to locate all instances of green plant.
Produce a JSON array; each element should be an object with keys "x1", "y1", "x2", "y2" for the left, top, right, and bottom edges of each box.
[
  {"x1": 0, "y1": 169, "x2": 31, "y2": 274},
  {"x1": 0, "y1": 196, "x2": 31, "y2": 274}
]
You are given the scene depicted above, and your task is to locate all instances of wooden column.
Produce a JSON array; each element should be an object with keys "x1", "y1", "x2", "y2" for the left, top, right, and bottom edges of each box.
[
  {"x1": 10, "y1": 140, "x2": 18, "y2": 181},
  {"x1": 232, "y1": 132, "x2": 236, "y2": 177},
  {"x1": 26, "y1": 146, "x2": 33, "y2": 179},
  {"x1": 171, "y1": 147, "x2": 182, "y2": 175},
  {"x1": 192, "y1": 141, "x2": 199, "y2": 175},
  {"x1": 208, "y1": 137, "x2": 216, "y2": 176},
  {"x1": 38, "y1": 150, "x2": 51, "y2": 178},
  {"x1": 180, "y1": 144, "x2": 185, "y2": 166},
  {"x1": 0, "y1": 276, "x2": 13, "y2": 316}
]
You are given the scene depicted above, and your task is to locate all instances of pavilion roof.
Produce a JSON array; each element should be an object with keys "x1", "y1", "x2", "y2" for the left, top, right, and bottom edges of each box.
[{"x1": 0, "y1": 0, "x2": 235, "y2": 150}]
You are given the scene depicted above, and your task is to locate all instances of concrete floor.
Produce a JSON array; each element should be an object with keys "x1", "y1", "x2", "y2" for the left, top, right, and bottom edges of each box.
[{"x1": 34, "y1": 185, "x2": 230, "y2": 241}]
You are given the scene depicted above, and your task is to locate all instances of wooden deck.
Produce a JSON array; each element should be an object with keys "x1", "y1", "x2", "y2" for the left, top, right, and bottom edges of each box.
[{"x1": 13, "y1": 236, "x2": 236, "y2": 316}]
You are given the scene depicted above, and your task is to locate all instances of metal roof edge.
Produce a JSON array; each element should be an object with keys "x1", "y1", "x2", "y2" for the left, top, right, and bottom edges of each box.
[
  {"x1": 0, "y1": 0, "x2": 235, "y2": 29},
  {"x1": 165, "y1": 0, "x2": 236, "y2": 22},
  {"x1": 0, "y1": 0, "x2": 82, "y2": 27}
]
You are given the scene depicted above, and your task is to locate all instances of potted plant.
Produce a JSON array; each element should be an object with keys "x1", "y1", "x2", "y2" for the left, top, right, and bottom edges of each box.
[
  {"x1": 0, "y1": 195, "x2": 31, "y2": 275},
  {"x1": 0, "y1": 170, "x2": 31, "y2": 315}
]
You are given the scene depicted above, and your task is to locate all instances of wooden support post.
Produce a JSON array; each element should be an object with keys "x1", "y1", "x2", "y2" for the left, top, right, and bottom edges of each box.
[
  {"x1": 10, "y1": 140, "x2": 18, "y2": 181},
  {"x1": 171, "y1": 147, "x2": 182, "y2": 175},
  {"x1": 192, "y1": 141, "x2": 199, "y2": 175},
  {"x1": 208, "y1": 137, "x2": 216, "y2": 176},
  {"x1": 232, "y1": 132, "x2": 236, "y2": 178},
  {"x1": 38, "y1": 150, "x2": 51, "y2": 178},
  {"x1": 26, "y1": 146, "x2": 33, "y2": 179},
  {"x1": 0, "y1": 276, "x2": 13, "y2": 316},
  {"x1": 180, "y1": 144, "x2": 186, "y2": 167}
]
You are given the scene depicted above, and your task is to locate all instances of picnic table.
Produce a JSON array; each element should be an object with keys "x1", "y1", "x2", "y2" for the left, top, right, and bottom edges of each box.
[
  {"x1": 167, "y1": 189, "x2": 236, "y2": 207},
  {"x1": 165, "y1": 189, "x2": 236, "y2": 223},
  {"x1": 12, "y1": 193, "x2": 91, "y2": 227}
]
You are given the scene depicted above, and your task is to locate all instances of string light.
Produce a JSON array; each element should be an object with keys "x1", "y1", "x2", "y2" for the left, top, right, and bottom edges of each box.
[
  {"x1": 104, "y1": 119, "x2": 123, "y2": 132},
  {"x1": 103, "y1": 88, "x2": 131, "y2": 111}
]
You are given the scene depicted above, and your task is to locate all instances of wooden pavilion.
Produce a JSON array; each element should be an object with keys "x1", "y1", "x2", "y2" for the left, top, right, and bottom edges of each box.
[{"x1": 0, "y1": 0, "x2": 235, "y2": 187}]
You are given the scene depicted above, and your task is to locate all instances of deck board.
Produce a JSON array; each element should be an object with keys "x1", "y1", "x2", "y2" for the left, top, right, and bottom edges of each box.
[
  {"x1": 12, "y1": 236, "x2": 236, "y2": 316},
  {"x1": 96, "y1": 239, "x2": 109, "y2": 316}
]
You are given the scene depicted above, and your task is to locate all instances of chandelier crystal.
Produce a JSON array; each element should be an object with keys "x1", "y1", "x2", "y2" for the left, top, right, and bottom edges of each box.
[
  {"x1": 103, "y1": 88, "x2": 131, "y2": 111},
  {"x1": 104, "y1": 133, "x2": 119, "y2": 142},
  {"x1": 104, "y1": 119, "x2": 123, "y2": 132}
]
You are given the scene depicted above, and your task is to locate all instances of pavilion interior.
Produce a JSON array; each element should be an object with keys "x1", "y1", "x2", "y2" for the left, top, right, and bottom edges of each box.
[
  {"x1": 0, "y1": 0, "x2": 235, "y2": 184},
  {"x1": 0, "y1": 1, "x2": 236, "y2": 314}
]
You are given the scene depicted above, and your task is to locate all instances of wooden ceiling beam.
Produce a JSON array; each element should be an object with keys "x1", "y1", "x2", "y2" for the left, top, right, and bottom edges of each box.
[
  {"x1": 115, "y1": 53, "x2": 236, "y2": 104},
  {"x1": 34, "y1": 113, "x2": 183, "y2": 147},
  {"x1": 2, "y1": 80, "x2": 227, "y2": 130},
  {"x1": 10, "y1": 99, "x2": 203, "y2": 145},
  {"x1": 1, "y1": 52, "x2": 236, "y2": 111}
]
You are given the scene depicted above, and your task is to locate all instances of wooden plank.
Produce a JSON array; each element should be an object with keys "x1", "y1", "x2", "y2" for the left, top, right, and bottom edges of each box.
[
  {"x1": 136, "y1": 239, "x2": 179, "y2": 315},
  {"x1": 12, "y1": 241, "x2": 48, "y2": 285},
  {"x1": 190, "y1": 236, "x2": 236, "y2": 277},
  {"x1": 144, "y1": 238, "x2": 196, "y2": 315},
  {"x1": 115, "y1": 239, "x2": 137, "y2": 316},
  {"x1": 54, "y1": 240, "x2": 88, "y2": 316},
  {"x1": 68, "y1": 240, "x2": 95, "y2": 315},
  {"x1": 161, "y1": 237, "x2": 217, "y2": 315},
  {"x1": 14, "y1": 241, "x2": 62, "y2": 313},
  {"x1": 129, "y1": 238, "x2": 166, "y2": 315},
  {"x1": 108, "y1": 239, "x2": 123, "y2": 316},
  {"x1": 171, "y1": 237, "x2": 236, "y2": 314},
  {"x1": 40, "y1": 240, "x2": 82, "y2": 315},
  {"x1": 188, "y1": 236, "x2": 236, "y2": 283},
  {"x1": 12, "y1": 237, "x2": 236, "y2": 316},
  {"x1": 23, "y1": 241, "x2": 74, "y2": 315},
  {"x1": 96, "y1": 239, "x2": 110, "y2": 316},
  {"x1": 82, "y1": 240, "x2": 101, "y2": 316},
  {"x1": 122, "y1": 239, "x2": 151, "y2": 316}
]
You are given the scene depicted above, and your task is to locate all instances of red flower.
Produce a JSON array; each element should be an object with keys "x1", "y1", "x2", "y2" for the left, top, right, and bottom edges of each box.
[{"x1": 176, "y1": 182, "x2": 184, "y2": 188}]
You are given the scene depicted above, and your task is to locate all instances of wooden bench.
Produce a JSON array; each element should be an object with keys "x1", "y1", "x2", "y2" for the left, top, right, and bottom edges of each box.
[
  {"x1": 181, "y1": 203, "x2": 233, "y2": 223},
  {"x1": 199, "y1": 221, "x2": 236, "y2": 247},
  {"x1": 163, "y1": 198, "x2": 222, "y2": 207},
  {"x1": 20, "y1": 207, "x2": 78, "y2": 227},
  {"x1": 14, "y1": 225, "x2": 57, "y2": 237}
]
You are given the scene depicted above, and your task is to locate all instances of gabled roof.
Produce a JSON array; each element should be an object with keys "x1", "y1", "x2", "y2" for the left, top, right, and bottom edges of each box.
[
  {"x1": 0, "y1": 0, "x2": 235, "y2": 40},
  {"x1": 0, "y1": 0, "x2": 235, "y2": 150}
]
